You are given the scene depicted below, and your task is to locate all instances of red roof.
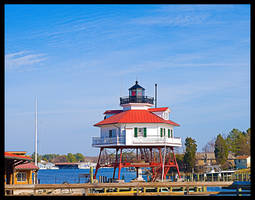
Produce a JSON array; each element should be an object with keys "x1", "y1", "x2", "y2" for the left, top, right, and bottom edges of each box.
[
  {"x1": 104, "y1": 110, "x2": 123, "y2": 114},
  {"x1": 15, "y1": 162, "x2": 39, "y2": 170},
  {"x1": 94, "y1": 110, "x2": 180, "y2": 126},
  {"x1": 148, "y1": 107, "x2": 169, "y2": 112},
  {"x1": 164, "y1": 120, "x2": 180, "y2": 126},
  {"x1": 5, "y1": 152, "x2": 32, "y2": 160},
  {"x1": 235, "y1": 155, "x2": 250, "y2": 160}
]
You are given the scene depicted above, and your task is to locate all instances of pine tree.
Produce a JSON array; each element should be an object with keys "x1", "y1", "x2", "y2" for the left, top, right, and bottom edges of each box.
[
  {"x1": 214, "y1": 134, "x2": 228, "y2": 167},
  {"x1": 183, "y1": 137, "x2": 197, "y2": 172}
]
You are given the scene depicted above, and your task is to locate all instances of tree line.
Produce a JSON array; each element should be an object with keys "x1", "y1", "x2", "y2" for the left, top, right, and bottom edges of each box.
[
  {"x1": 178, "y1": 128, "x2": 250, "y2": 172},
  {"x1": 31, "y1": 152, "x2": 86, "y2": 163}
]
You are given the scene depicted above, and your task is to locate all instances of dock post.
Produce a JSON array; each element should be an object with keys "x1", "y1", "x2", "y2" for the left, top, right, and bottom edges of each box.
[
  {"x1": 236, "y1": 186, "x2": 242, "y2": 196},
  {"x1": 90, "y1": 167, "x2": 93, "y2": 184},
  {"x1": 186, "y1": 186, "x2": 189, "y2": 195}
]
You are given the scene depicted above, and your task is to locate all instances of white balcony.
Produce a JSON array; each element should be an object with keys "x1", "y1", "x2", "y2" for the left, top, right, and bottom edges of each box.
[
  {"x1": 132, "y1": 136, "x2": 182, "y2": 147},
  {"x1": 92, "y1": 136, "x2": 181, "y2": 147},
  {"x1": 92, "y1": 136, "x2": 125, "y2": 147}
]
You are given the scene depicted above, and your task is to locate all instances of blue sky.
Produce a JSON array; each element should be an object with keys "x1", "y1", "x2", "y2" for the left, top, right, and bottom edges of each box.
[{"x1": 5, "y1": 4, "x2": 250, "y2": 156}]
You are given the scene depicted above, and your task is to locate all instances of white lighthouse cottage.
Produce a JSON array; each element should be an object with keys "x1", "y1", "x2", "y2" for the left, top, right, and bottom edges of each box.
[{"x1": 92, "y1": 81, "x2": 182, "y2": 181}]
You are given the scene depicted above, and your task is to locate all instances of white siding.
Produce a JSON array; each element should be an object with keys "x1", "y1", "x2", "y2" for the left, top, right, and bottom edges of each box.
[
  {"x1": 93, "y1": 123, "x2": 180, "y2": 147},
  {"x1": 151, "y1": 111, "x2": 169, "y2": 120}
]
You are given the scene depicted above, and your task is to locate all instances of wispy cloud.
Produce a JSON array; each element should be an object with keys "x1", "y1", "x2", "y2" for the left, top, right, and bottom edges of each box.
[
  {"x1": 130, "y1": 14, "x2": 210, "y2": 26},
  {"x1": 5, "y1": 51, "x2": 47, "y2": 71}
]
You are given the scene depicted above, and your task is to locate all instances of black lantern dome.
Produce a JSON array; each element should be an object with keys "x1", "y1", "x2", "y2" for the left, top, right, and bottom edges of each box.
[
  {"x1": 128, "y1": 81, "x2": 145, "y2": 97},
  {"x1": 120, "y1": 81, "x2": 154, "y2": 105}
]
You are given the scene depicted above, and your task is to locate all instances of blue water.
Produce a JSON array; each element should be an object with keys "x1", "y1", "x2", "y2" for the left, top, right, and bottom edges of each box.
[{"x1": 38, "y1": 168, "x2": 141, "y2": 184}]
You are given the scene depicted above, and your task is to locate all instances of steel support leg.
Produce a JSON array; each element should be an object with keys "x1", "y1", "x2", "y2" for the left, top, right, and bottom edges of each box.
[
  {"x1": 94, "y1": 147, "x2": 103, "y2": 179},
  {"x1": 113, "y1": 148, "x2": 119, "y2": 179},
  {"x1": 171, "y1": 147, "x2": 181, "y2": 178},
  {"x1": 118, "y1": 148, "x2": 123, "y2": 180}
]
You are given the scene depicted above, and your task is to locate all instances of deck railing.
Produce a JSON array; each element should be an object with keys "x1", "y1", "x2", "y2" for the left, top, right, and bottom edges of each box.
[
  {"x1": 120, "y1": 96, "x2": 154, "y2": 105},
  {"x1": 133, "y1": 136, "x2": 182, "y2": 146},
  {"x1": 92, "y1": 136, "x2": 181, "y2": 146},
  {"x1": 92, "y1": 136, "x2": 125, "y2": 146}
]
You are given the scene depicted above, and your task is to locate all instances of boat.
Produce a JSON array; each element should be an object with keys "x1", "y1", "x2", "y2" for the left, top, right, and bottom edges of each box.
[
  {"x1": 204, "y1": 165, "x2": 235, "y2": 180},
  {"x1": 78, "y1": 162, "x2": 97, "y2": 169},
  {"x1": 38, "y1": 161, "x2": 59, "y2": 170}
]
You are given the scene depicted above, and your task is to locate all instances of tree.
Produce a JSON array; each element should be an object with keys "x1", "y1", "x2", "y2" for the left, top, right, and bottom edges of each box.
[
  {"x1": 67, "y1": 153, "x2": 77, "y2": 163},
  {"x1": 226, "y1": 128, "x2": 250, "y2": 156},
  {"x1": 202, "y1": 138, "x2": 216, "y2": 153},
  {"x1": 52, "y1": 155, "x2": 68, "y2": 163},
  {"x1": 214, "y1": 134, "x2": 228, "y2": 167},
  {"x1": 31, "y1": 152, "x2": 42, "y2": 163},
  {"x1": 183, "y1": 137, "x2": 197, "y2": 172},
  {"x1": 74, "y1": 153, "x2": 85, "y2": 162}
]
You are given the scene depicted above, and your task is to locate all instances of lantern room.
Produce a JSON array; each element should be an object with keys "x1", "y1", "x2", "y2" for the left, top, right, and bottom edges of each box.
[
  {"x1": 129, "y1": 81, "x2": 145, "y2": 97},
  {"x1": 120, "y1": 81, "x2": 154, "y2": 106}
]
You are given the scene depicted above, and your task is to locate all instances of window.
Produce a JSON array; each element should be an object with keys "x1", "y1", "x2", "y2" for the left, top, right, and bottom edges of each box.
[
  {"x1": 168, "y1": 129, "x2": 170, "y2": 138},
  {"x1": 134, "y1": 127, "x2": 147, "y2": 137},
  {"x1": 164, "y1": 128, "x2": 166, "y2": 136},
  {"x1": 143, "y1": 128, "x2": 147, "y2": 137},
  {"x1": 109, "y1": 130, "x2": 113, "y2": 138},
  {"x1": 137, "y1": 89, "x2": 142, "y2": 96},
  {"x1": 171, "y1": 129, "x2": 173, "y2": 137},
  {"x1": 16, "y1": 172, "x2": 26, "y2": 182},
  {"x1": 134, "y1": 128, "x2": 138, "y2": 137},
  {"x1": 160, "y1": 128, "x2": 163, "y2": 137}
]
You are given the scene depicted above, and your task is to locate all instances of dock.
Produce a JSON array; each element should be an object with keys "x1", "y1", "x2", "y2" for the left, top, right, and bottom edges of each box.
[{"x1": 5, "y1": 181, "x2": 250, "y2": 196}]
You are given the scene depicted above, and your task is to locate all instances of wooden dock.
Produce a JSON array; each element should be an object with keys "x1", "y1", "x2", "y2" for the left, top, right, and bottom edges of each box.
[{"x1": 5, "y1": 181, "x2": 250, "y2": 196}]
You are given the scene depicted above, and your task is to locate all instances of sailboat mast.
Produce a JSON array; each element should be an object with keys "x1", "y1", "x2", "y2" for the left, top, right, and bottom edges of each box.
[{"x1": 35, "y1": 97, "x2": 38, "y2": 166}]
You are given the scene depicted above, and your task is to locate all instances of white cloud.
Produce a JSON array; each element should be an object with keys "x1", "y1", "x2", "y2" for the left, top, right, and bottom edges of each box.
[
  {"x1": 130, "y1": 14, "x2": 209, "y2": 26},
  {"x1": 5, "y1": 51, "x2": 47, "y2": 71}
]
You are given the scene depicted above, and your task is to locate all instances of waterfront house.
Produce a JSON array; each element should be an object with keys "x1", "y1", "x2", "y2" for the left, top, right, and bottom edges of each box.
[
  {"x1": 14, "y1": 162, "x2": 39, "y2": 184},
  {"x1": 195, "y1": 152, "x2": 236, "y2": 172},
  {"x1": 5, "y1": 151, "x2": 37, "y2": 185},
  {"x1": 234, "y1": 155, "x2": 250, "y2": 169}
]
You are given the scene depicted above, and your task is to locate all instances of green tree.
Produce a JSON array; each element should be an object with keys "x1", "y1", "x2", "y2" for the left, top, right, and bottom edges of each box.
[
  {"x1": 31, "y1": 152, "x2": 41, "y2": 163},
  {"x1": 67, "y1": 153, "x2": 77, "y2": 163},
  {"x1": 52, "y1": 155, "x2": 68, "y2": 163},
  {"x1": 74, "y1": 153, "x2": 85, "y2": 162},
  {"x1": 183, "y1": 137, "x2": 197, "y2": 172},
  {"x1": 226, "y1": 128, "x2": 250, "y2": 156},
  {"x1": 214, "y1": 134, "x2": 228, "y2": 167}
]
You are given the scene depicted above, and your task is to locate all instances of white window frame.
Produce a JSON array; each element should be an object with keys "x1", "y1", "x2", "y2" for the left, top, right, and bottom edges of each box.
[{"x1": 16, "y1": 172, "x2": 27, "y2": 182}]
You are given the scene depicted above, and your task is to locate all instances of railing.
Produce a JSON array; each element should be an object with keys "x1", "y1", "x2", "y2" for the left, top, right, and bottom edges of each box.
[
  {"x1": 133, "y1": 136, "x2": 182, "y2": 146},
  {"x1": 92, "y1": 136, "x2": 181, "y2": 146},
  {"x1": 5, "y1": 181, "x2": 251, "y2": 196},
  {"x1": 120, "y1": 96, "x2": 154, "y2": 105},
  {"x1": 92, "y1": 137, "x2": 125, "y2": 146}
]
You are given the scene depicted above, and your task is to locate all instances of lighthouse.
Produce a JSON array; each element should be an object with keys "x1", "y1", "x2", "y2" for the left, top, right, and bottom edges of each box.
[{"x1": 92, "y1": 81, "x2": 181, "y2": 182}]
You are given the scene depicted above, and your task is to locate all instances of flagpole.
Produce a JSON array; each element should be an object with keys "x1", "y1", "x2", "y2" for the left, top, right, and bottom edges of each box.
[{"x1": 34, "y1": 96, "x2": 38, "y2": 185}]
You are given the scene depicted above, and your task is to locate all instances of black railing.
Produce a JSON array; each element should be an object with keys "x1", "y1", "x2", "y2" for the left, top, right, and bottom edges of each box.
[{"x1": 120, "y1": 96, "x2": 154, "y2": 105}]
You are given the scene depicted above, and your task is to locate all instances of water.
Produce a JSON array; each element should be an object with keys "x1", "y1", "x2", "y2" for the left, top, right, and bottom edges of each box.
[{"x1": 38, "y1": 168, "x2": 142, "y2": 184}]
